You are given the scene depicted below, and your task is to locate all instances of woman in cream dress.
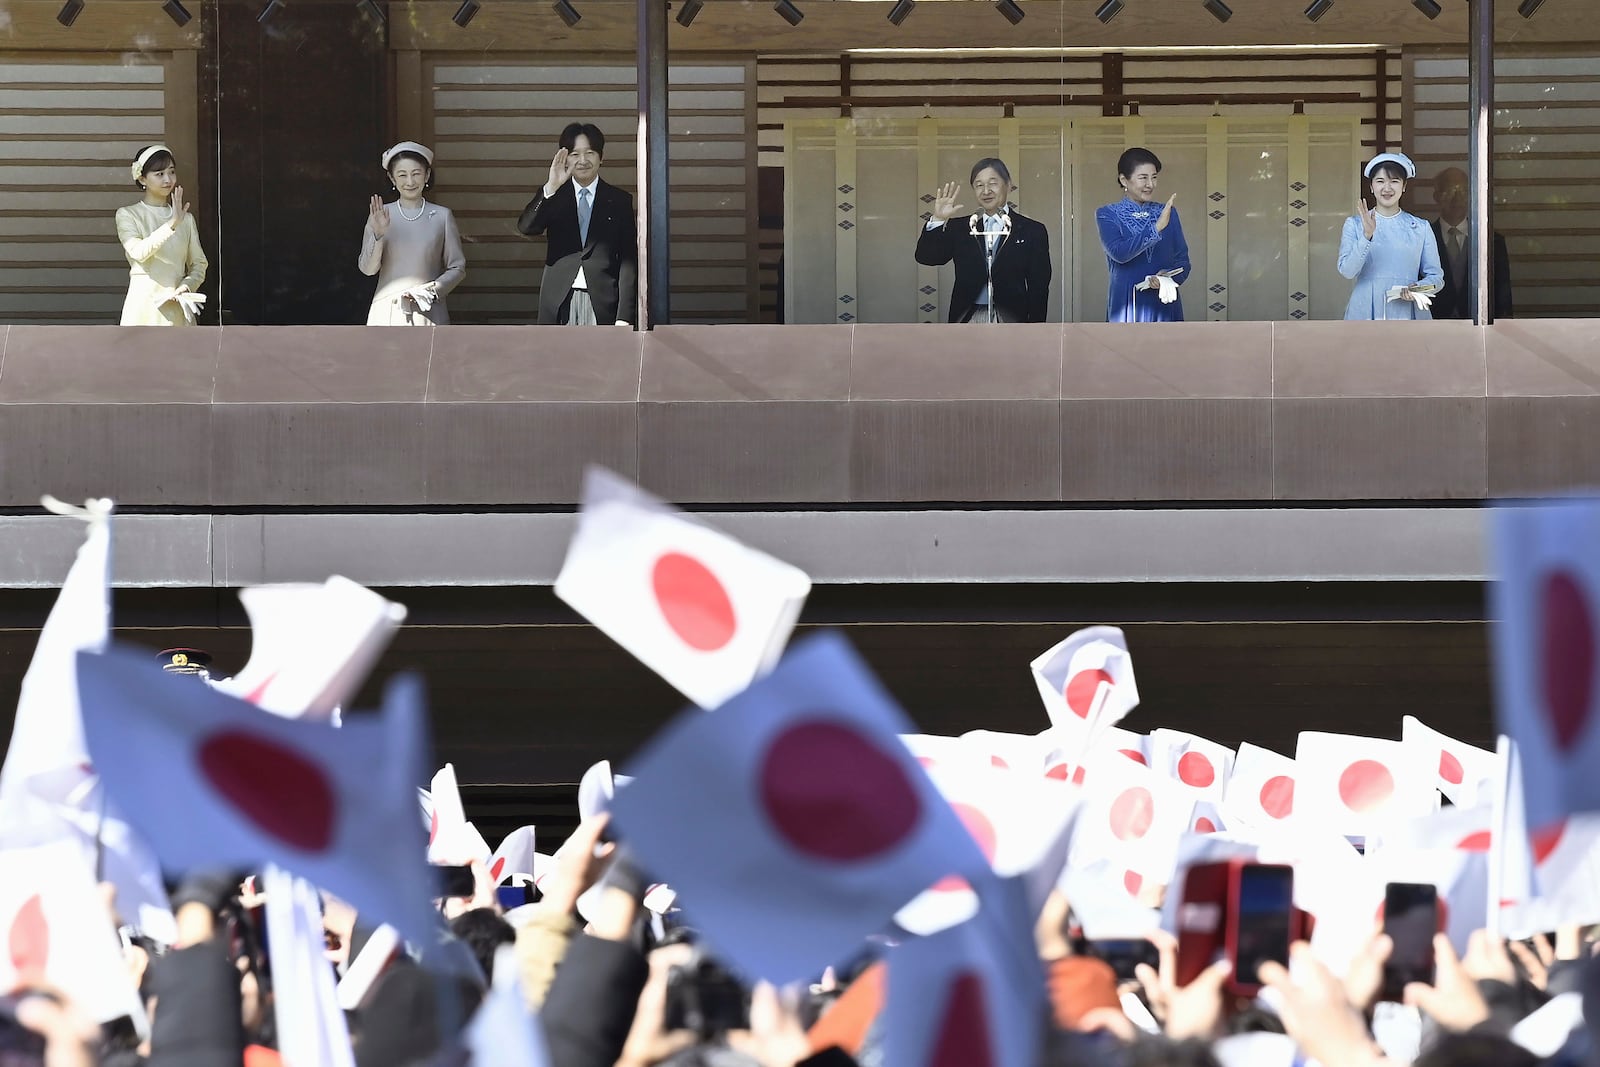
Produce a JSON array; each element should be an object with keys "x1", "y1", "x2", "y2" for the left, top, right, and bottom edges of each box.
[
  {"x1": 360, "y1": 141, "x2": 467, "y2": 325},
  {"x1": 115, "y1": 145, "x2": 208, "y2": 326}
]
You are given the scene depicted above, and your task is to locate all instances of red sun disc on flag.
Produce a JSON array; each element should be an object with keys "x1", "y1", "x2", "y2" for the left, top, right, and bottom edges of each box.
[
  {"x1": 990, "y1": 755, "x2": 1009, "y2": 770},
  {"x1": 1065, "y1": 668, "x2": 1113, "y2": 719},
  {"x1": 1120, "y1": 749, "x2": 1148, "y2": 767},
  {"x1": 929, "y1": 972, "x2": 994, "y2": 1067},
  {"x1": 489, "y1": 857, "x2": 506, "y2": 883},
  {"x1": 1123, "y1": 869, "x2": 1143, "y2": 897},
  {"x1": 1438, "y1": 750, "x2": 1464, "y2": 786},
  {"x1": 1178, "y1": 752, "x2": 1216, "y2": 788},
  {"x1": 1260, "y1": 775, "x2": 1295, "y2": 819},
  {"x1": 1338, "y1": 759, "x2": 1395, "y2": 814},
  {"x1": 1194, "y1": 816, "x2": 1218, "y2": 833},
  {"x1": 759, "y1": 719, "x2": 921, "y2": 863},
  {"x1": 8, "y1": 894, "x2": 48, "y2": 975},
  {"x1": 197, "y1": 729, "x2": 339, "y2": 852},
  {"x1": 1109, "y1": 786, "x2": 1155, "y2": 841},
  {"x1": 933, "y1": 803, "x2": 998, "y2": 893},
  {"x1": 1539, "y1": 570, "x2": 1595, "y2": 753},
  {"x1": 650, "y1": 551, "x2": 738, "y2": 652}
]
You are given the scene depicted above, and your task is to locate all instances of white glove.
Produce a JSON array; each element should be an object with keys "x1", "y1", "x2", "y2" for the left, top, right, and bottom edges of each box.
[
  {"x1": 1386, "y1": 285, "x2": 1433, "y2": 312},
  {"x1": 1155, "y1": 274, "x2": 1179, "y2": 305},
  {"x1": 403, "y1": 283, "x2": 438, "y2": 312},
  {"x1": 1409, "y1": 289, "x2": 1434, "y2": 312}
]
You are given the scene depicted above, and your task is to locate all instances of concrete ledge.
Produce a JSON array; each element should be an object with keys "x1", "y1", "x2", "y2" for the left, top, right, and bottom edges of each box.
[
  {"x1": 0, "y1": 506, "x2": 1486, "y2": 588},
  {"x1": 0, "y1": 321, "x2": 1586, "y2": 506}
]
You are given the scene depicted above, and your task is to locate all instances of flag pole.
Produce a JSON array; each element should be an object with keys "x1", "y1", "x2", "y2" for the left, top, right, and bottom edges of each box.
[
  {"x1": 93, "y1": 778, "x2": 110, "y2": 883},
  {"x1": 1486, "y1": 735, "x2": 1512, "y2": 943}
]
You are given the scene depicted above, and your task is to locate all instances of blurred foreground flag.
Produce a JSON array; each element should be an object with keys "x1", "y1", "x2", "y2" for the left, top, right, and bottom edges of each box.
[
  {"x1": 77, "y1": 646, "x2": 439, "y2": 943},
  {"x1": 610, "y1": 631, "x2": 990, "y2": 984},
  {"x1": 886, "y1": 891, "x2": 1044, "y2": 1067},
  {"x1": 556, "y1": 467, "x2": 811, "y2": 710},
  {"x1": 1490, "y1": 499, "x2": 1600, "y2": 830},
  {"x1": 216, "y1": 576, "x2": 406, "y2": 720},
  {"x1": 1029, "y1": 626, "x2": 1139, "y2": 747}
]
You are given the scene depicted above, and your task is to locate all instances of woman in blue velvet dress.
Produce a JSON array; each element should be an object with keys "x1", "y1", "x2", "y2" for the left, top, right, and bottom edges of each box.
[
  {"x1": 1338, "y1": 152, "x2": 1443, "y2": 320},
  {"x1": 1096, "y1": 147, "x2": 1191, "y2": 323}
]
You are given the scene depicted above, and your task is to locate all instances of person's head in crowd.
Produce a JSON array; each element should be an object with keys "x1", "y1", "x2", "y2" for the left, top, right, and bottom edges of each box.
[
  {"x1": 1117, "y1": 147, "x2": 1163, "y2": 204},
  {"x1": 559, "y1": 121, "x2": 606, "y2": 187},
  {"x1": 968, "y1": 156, "x2": 1013, "y2": 217},
  {"x1": 449, "y1": 907, "x2": 515, "y2": 984},
  {"x1": 1412, "y1": 1032, "x2": 1540, "y2": 1067},
  {"x1": 1433, "y1": 166, "x2": 1469, "y2": 228},
  {"x1": 158, "y1": 646, "x2": 213, "y2": 680},
  {"x1": 1047, "y1": 955, "x2": 1134, "y2": 1040}
]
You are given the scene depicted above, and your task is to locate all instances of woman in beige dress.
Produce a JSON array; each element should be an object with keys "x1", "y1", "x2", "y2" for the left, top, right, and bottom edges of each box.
[
  {"x1": 360, "y1": 141, "x2": 467, "y2": 325},
  {"x1": 115, "y1": 145, "x2": 208, "y2": 326}
]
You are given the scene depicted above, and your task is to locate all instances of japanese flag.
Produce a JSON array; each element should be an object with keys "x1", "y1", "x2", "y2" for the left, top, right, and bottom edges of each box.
[
  {"x1": 76, "y1": 645, "x2": 440, "y2": 944},
  {"x1": 1292, "y1": 732, "x2": 1436, "y2": 836},
  {"x1": 1221, "y1": 743, "x2": 1298, "y2": 831},
  {"x1": 489, "y1": 825, "x2": 537, "y2": 886},
  {"x1": 895, "y1": 763, "x2": 1080, "y2": 936},
  {"x1": 427, "y1": 763, "x2": 490, "y2": 866},
  {"x1": 1150, "y1": 729, "x2": 1234, "y2": 802},
  {"x1": 0, "y1": 839, "x2": 146, "y2": 1029},
  {"x1": 886, "y1": 889, "x2": 1045, "y2": 1067},
  {"x1": 1038, "y1": 725, "x2": 1147, "y2": 788},
  {"x1": 1402, "y1": 716, "x2": 1496, "y2": 808},
  {"x1": 608, "y1": 631, "x2": 991, "y2": 984},
  {"x1": 1029, "y1": 626, "x2": 1139, "y2": 750},
  {"x1": 1190, "y1": 801, "x2": 1228, "y2": 835},
  {"x1": 1069, "y1": 755, "x2": 1195, "y2": 888},
  {"x1": 0, "y1": 501, "x2": 173, "y2": 943},
  {"x1": 1490, "y1": 499, "x2": 1600, "y2": 831},
  {"x1": 216, "y1": 577, "x2": 407, "y2": 720},
  {"x1": 556, "y1": 467, "x2": 811, "y2": 710}
]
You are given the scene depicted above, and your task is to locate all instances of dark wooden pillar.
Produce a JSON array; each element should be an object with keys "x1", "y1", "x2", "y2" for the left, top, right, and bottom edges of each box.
[{"x1": 207, "y1": 0, "x2": 390, "y2": 324}]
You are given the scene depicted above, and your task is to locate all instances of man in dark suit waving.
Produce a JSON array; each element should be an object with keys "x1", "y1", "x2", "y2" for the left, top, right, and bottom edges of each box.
[
  {"x1": 914, "y1": 157, "x2": 1052, "y2": 323},
  {"x1": 517, "y1": 123, "x2": 638, "y2": 326}
]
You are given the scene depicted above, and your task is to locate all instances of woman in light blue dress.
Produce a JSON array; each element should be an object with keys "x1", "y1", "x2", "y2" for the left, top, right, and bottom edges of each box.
[
  {"x1": 1096, "y1": 147, "x2": 1191, "y2": 322},
  {"x1": 1338, "y1": 152, "x2": 1443, "y2": 320}
]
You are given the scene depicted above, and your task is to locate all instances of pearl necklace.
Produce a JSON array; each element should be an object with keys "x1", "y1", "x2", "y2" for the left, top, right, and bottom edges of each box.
[{"x1": 397, "y1": 198, "x2": 426, "y2": 222}]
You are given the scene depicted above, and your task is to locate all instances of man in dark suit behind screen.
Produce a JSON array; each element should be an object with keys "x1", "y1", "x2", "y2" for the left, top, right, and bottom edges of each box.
[
  {"x1": 517, "y1": 122, "x2": 638, "y2": 326},
  {"x1": 1428, "y1": 166, "x2": 1512, "y2": 321}
]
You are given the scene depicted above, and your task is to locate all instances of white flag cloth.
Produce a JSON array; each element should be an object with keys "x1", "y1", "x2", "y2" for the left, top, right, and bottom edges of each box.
[
  {"x1": 556, "y1": 466, "x2": 811, "y2": 710},
  {"x1": 0, "y1": 839, "x2": 147, "y2": 1030},
  {"x1": 577, "y1": 760, "x2": 634, "y2": 820},
  {"x1": 216, "y1": 576, "x2": 407, "y2": 720},
  {"x1": 489, "y1": 825, "x2": 537, "y2": 885},
  {"x1": 466, "y1": 945, "x2": 552, "y2": 1067},
  {"x1": 1029, "y1": 626, "x2": 1139, "y2": 749},
  {"x1": 1221, "y1": 742, "x2": 1298, "y2": 831},
  {"x1": 1402, "y1": 716, "x2": 1497, "y2": 808},
  {"x1": 0, "y1": 503, "x2": 174, "y2": 943},
  {"x1": 264, "y1": 866, "x2": 356, "y2": 1067},
  {"x1": 77, "y1": 646, "x2": 440, "y2": 944},
  {"x1": 894, "y1": 763, "x2": 1080, "y2": 936},
  {"x1": 427, "y1": 763, "x2": 490, "y2": 866},
  {"x1": 1490, "y1": 499, "x2": 1600, "y2": 831},
  {"x1": 1292, "y1": 732, "x2": 1437, "y2": 836},
  {"x1": 609, "y1": 631, "x2": 991, "y2": 984}
]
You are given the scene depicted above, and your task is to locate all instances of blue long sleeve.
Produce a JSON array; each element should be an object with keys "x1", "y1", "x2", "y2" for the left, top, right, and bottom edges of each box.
[
  {"x1": 1337, "y1": 216, "x2": 1372, "y2": 280},
  {"x1": 1096, "y1": 202, "x2": 1161, "y2": 264}
]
